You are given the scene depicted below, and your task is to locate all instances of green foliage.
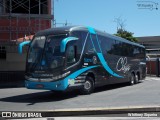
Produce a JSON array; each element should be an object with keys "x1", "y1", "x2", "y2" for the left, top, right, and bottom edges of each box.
[{"x1": 114, "y1": 28, "x2": 138, "y2": 43}]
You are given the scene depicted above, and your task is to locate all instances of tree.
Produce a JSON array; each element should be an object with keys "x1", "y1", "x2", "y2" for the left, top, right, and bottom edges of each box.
[
  {"x1": 113, "y1": 17, "x2": 138, "y2": 43},
  {"x1": 114, "y1": 28, "x2": 138, "y2": 43},
  {"x1": 113, "y1": 16, "x2": 126, "y2": 31}
]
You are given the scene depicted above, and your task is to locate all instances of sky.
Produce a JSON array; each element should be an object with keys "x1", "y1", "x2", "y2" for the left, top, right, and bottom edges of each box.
[{"x1": 54, "y1": 0, "x2": 160, "y2": 37}]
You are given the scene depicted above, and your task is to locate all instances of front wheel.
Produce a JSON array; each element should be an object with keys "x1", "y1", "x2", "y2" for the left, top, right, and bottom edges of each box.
[
  {"x1": 135, "y1": 74, "x2": 139, "y2": 84},
  {"x1": 129, "y1": 73, "x2": 135, "y2": 85},
  {"x1": 81, "y1": 77, "x2": 94, "y2": 95}
]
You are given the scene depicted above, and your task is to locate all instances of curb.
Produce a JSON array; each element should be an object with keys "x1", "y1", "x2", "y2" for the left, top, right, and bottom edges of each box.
[
  {"x1": 1, "y1": 106, "x2": 160, "y2": 118},
  {"x1": 44, "y1": 106, "x2": 160, "y2": 116}
]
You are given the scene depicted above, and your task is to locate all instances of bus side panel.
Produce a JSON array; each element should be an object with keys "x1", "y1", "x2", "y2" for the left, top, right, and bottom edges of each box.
[
  {"x1": 83, "y1": 52, "x2": 110, "y2": 87},
  {"x1": 105, "y1": 54, "x2": 129, "y2": 84}
]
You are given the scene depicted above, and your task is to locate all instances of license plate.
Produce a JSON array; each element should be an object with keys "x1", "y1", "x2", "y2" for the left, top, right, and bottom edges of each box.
[{"x1": 36, "y1": 84, "x2": 44, "y2": 88}]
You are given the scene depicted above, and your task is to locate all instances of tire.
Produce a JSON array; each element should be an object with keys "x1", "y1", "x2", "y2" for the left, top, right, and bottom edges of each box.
[
  {"x1": 81, "y1": 77, "x2": 94, "y2": 95},
  {"x1": 135, "y1": 74, "x2": 139, "y2": 84},
  {"x1": 129, "y1": 73, "x2": 135, "y2": 85}
]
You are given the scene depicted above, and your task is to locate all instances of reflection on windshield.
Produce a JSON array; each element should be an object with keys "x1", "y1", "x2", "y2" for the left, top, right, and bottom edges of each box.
[
  {"x1": 27, "y1": 35, "x2": 67, "y2": 73},
  {"x1": 27, "y1": 36, "x2": 46, "y2": 72},
  {"x1": 44, "y1": 35, "x2": 66, "y2": 69},
  {"x1": 28, "y1": 36, "x2": 45, "y2": 63}
]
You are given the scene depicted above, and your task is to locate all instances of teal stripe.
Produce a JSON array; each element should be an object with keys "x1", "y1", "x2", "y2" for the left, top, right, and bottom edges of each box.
[
  {"x1": 26, "y1": 65, "x2": 99, "y2": 91},
  {"x1": 87, "y1": 27, "x2": 96, "y2": 34},
  {"x1": 89, "y1": 34, "x2": 97, "y2": 53},
  {"x1": 60, "y1": 37, "x2": 78, "y2": 52},
  {"x1": 62, "y1": 65, "x2": 100, "y2": 90},
  {"x1": 97, "y1": 53, "x2": 123, "y2": 78},
  {"x1": 87, "y1": 26, "x2": 124, "y2": 78},
  {"x1": 96, "y1": 34, "x2": 102, "y2": 53}
]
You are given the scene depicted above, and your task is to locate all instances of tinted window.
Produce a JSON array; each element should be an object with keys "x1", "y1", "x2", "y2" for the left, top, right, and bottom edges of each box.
[
  {"x1": 133, "y1": 46, "x2": 140, "y2": 57},
  {"x1": 71, "y1": 31, "x2": 87, "y2": 47},
  {"x1": 121, "y1": 43, "x2": 128, "y2": 56},
  {"x1": 133, "y1": 46, "x2": 145, "y2": 59},
  {"x1": 98, "y1": 35, "x2": 114, "y2": 55},
  {"x1": 66, "y1": 46, "x2": 76, "y2": 64},
  {"x1": 90, "y1": 34, "x2": 101, "y2": 53},
  {"x1": 65, "y1": 41, "x2": 77, "y2": 68},
  {"x1": 128, "y1": 45, "x2": 134, "y2": 57},
  {"x1": 98, "y1": 35, "x2": 144, "y2": 58},
  {"x1": 45, "y1": 35, "x2": 65, "y2": 56},
  {"x1": 112, "y1": 40, "x2": 122, "y2": 56},
  {"x1": 141, "y1": 48, "x2": 145, "y2": 58},
  {"x1": 71, "y1": 31, "x2": 88, "y2": 59},
  {"x1": 84, "y1": 35, "x2": 95, "y2": 54}
]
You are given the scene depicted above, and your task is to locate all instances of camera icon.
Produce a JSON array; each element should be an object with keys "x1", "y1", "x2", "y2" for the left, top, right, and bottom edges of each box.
[{"x1": 2, "y1": 112, "x2": 11, "y2": 117}]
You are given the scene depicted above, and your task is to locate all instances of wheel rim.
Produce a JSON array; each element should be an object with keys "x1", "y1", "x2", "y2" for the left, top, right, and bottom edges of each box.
[
  {"x1": 131, "y1": 75, "x2": 134, "y2": 84},
  {"x1": 135, "y1": 75, "x2": 139, "y2": 82},
  {"x1": 84, "y1": 81, "x2": 91, "y2": 90}
]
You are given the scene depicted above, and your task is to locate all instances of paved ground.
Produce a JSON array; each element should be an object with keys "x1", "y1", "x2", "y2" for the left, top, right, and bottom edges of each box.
[{"x1": 0, "y1": 76, "x2": 160, "y2": 112}]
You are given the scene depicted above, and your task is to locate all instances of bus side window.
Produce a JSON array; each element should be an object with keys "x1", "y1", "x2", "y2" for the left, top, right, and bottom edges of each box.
[
  {"x1": 70, "y1": 31, "x2": 88, "y2": 59},
  {"x1": 66, "y1": 45, "x2": 76, "y2": 64},
  {"x1": 133, "y1": 46, "x2": 140, "y2": 58},
  {"x1": 87, "y1": 43, "x2": 94, "y2": 54}
]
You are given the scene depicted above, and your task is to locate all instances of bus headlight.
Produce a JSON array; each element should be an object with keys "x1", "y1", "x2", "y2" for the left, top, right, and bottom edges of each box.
[{"x1": 52, "y1": 71, "x2": 70, "y2": 80}]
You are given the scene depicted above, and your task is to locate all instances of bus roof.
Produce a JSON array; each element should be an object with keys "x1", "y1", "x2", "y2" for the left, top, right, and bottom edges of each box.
[{"x1": 35, "y1": 26, "x2": 145, "y2": 48}]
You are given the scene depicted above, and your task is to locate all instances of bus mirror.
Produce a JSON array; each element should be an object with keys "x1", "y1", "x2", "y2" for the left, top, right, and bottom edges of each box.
[
  {"x1": 18, "y1": 41, "x2": 30, "y2": 54},
  {"x1": 60, "y1": 37, "x2": 78, "y2": 53}
]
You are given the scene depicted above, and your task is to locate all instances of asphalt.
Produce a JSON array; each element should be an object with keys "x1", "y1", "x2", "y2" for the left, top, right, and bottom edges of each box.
[{"x1": 0, "y1": 76, "x2": 160, "y2": 118}]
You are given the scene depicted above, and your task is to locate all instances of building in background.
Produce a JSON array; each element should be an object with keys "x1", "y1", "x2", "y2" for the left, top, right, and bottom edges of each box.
[
  {"x1": 137, "y1": 36, "x2": 160, "y2": 58},
  {"x1": 138, "y1": 36, "x2": 160, "y2": 75},
  {"x1": 0, "y1": 0, "x2": 53, "y2": 71},
  {"x1": 0, "y1": 0, "x2": 53, "y2": 42},
  {"x1": 0, "y1": 0, "x2": 53, "y2": 87}
]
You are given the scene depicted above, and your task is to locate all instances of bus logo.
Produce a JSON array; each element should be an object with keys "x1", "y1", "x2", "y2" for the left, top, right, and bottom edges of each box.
[
  {"x1": 116, "y1": 57, "x2": 130, "y2": 73},
  {"x1": 93, "y1": 56, "x2": 97, "y2": 64},
  {"x1": 2, "y1": 112, "x2": 11, "y2": 117}
]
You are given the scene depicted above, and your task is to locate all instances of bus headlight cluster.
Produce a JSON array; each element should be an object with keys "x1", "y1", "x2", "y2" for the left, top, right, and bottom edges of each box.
[{"x1": 52, "y1": 71, "x2": 70, "y2": 80}]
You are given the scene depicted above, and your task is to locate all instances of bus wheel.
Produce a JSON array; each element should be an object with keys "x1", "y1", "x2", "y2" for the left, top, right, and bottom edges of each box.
[
  {"x1": 129, "y1": 73, "x2": 135, "y2": 85},
  {"x1": 81, "y1": 77, "x2": 94, "y2": 95},
  {"x1": 135, "y1": 74, "x2": 139, "y2": 84}
]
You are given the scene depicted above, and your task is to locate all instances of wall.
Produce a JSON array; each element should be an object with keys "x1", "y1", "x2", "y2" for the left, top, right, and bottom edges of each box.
[
  {"x1": 0, "y1": 45, "x2": 27, "y2": 71},
  {"x1": 0, "y1": 17, "x2": 51, "y2": 42},
  {"x1": 147, "y1": 58, "x2": 160, "y2": 75}
]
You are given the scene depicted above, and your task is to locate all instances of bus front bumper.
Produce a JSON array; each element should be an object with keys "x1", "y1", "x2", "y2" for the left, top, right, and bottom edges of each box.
[{"x1": 25, "y1": 79, "x2": 84, "y2": 91}]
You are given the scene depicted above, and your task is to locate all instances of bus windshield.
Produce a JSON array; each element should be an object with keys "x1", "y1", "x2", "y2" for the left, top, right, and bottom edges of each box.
[
  {"x1": 27, "y1": 36, "x2": 45, "y2": 71},
  {"x1": 27, "y1": 35, "x2": 67, "y2": 73},
  {"x1": 44, "y1": 35, "x2": 66, "y2": 69}
]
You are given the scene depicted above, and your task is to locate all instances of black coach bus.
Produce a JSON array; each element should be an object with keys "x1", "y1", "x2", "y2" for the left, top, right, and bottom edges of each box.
[{"x1": 19, "y1": 26, "x2": 146, "y2": 94}]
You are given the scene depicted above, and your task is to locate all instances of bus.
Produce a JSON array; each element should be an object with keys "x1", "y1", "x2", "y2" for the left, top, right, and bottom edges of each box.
[{"x1": 19, "y1": 26, "x2": 146, "y2": 94}]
